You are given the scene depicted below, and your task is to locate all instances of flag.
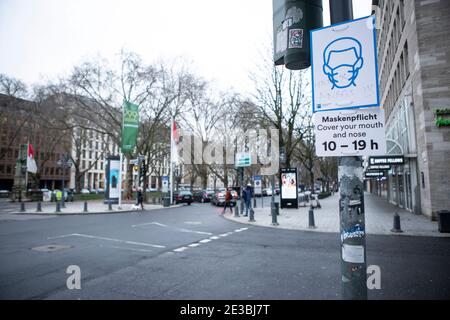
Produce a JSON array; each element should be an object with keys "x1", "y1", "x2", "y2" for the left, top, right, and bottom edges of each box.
[
  {"x1": 171, "y1": 120, "x2": 179, "y2": 164},
  {"x1": 27, "y1": 143, "x2": 37, "y2": 173},
  {"x1": 121, "y1": 100, "x2": 139, "y2": 153}
]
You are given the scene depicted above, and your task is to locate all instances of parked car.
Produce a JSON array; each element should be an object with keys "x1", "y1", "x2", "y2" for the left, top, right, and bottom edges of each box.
[
  {"x1": 211, "y1": 189, "x2": 237, "y2": 207},
  {"x1": 262, "y1": 188, "x2": 273, "y2": 196},
  {"x1": 80, "y1": 188, "x2": 90, "y2": 194},
  {"x1": 0, "y1": 190, "x2": 10, "y2": 198},
  {"x1": 173, "y1": 190, "x2": 193, "y2": 205},
  {"x1": 193, "y1": 190, "x2": 215, "y2": 203}
]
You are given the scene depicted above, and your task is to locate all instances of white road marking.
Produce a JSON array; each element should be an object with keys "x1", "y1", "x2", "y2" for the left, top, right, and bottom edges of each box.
[
  {"x1": 188, "y1": 243, "x2": 201, "y2": 247},
  {"x1": 219, "y1": 233, "x2": 229, "y2": 237},
  {"x1": 131, "y1": 222, "x2": 167, "y2": 228},
  {"x1": 184, "y1": 221, "x2": 202, "y2": 225},
  {"x1": 173, "y1": 247, "x2": 188, "y2": 252},
  {"x1": 48, "y1": 233, "x2": 165, "y2": 248},
  {"x1": 179, "y1": 228, "x2": 213, "y2": 236},
  {"x1": 131, "y1": 222, "x2": 212, "y2": 236},
  {"x1": 209, "y1": 236, "x2": 220, "y2": 240},
  {"x1": 199, "y1": 239, "x2": 211, "y2": 243},
  {"x1": 100, "y1": 245, "x2": 153, "y2": 253}
]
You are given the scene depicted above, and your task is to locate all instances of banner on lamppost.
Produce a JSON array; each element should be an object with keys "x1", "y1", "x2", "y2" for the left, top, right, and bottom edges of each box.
[{"x1": 121, "y1": 100, "x2": 139, "y2": 153}]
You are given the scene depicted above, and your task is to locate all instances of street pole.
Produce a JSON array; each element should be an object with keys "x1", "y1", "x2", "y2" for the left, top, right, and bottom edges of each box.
[
  {"x1": 240, "y1": 168, "x2": 244, "y2": 215},
  {"x1": 136, "y1": 156, "x2": 141, "y2": 205},
  {"x1": 170, "y1": 116, "x2": 174, "y2": 205},
  {"x1": 118, "y1": 153, "x2": 122, "y2": 209},
  {"x1": 329, "y1": 0, "x2": 367, "y2": 300}
]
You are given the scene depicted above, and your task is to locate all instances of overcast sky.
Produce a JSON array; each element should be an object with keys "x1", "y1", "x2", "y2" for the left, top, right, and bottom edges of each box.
[{"x1": 0, "y1": 0, "x2": 372, "y2": 95}]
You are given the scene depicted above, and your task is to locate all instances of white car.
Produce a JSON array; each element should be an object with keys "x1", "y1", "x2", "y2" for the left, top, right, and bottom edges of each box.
[
  {"x1": 264, "y1": 188, "x2": 273, "y2": 196},
  {"x1": 80, "y1": 189, "x2": 90, "y2": 194}
]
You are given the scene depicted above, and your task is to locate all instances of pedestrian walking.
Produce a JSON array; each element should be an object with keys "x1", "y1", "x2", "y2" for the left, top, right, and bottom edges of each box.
[
  {"x1": 243, "y1": 183, "x2": 253, "y2": 217},
  {"x1": 222, "y1": 188, "x2": 233, "y2": 214},
  {"x1": 137, "y1": 188, "x2": 144, "y2": 210}
]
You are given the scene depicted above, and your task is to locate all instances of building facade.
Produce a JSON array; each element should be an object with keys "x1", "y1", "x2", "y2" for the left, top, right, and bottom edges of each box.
[
  {"x1": 0, "y1": 94, "x2": 74, "y2": 191},
  {"x1": 369, "y1": 0, "x2": 450, "y2": 219}
]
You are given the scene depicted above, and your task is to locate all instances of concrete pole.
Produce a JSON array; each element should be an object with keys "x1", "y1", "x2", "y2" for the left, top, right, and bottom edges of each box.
[
  {"x1": 330, "y1": 0, "x2": 367, "y2": 300},
  {"x1": 240, "y1": 168, "x2": 244, "y2": 215},
  {"x1": 61, "y1": 164, "x2": 65, "y2": 209},
  {"x1": 118, "y1": 153, "x2": 123, "y2": 209}
]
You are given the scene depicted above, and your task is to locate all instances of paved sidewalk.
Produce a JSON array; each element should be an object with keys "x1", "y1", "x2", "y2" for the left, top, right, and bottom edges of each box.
[
  {"x1": 7, "y1": 200, "x2": 182, "y2": 215},
  {"x1": 224, "y1": 193, "x2": 450, "y2": 237}
]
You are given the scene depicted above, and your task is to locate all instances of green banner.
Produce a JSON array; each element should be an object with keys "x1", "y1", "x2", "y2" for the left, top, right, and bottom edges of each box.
[{"x1": 121, "y1": 100, "x2": 139, "y2": 153}]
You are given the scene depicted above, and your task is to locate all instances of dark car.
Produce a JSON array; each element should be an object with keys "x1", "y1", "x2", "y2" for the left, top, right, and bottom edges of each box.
[
  {"x1": 193, "y1": 190, "x2": 215, "y2": 203},
  {"x1": 211, "y1": 188, "x2": 237, "y2": 207},
  {"x1": 173, "y1": 190, "x2": 193, "y2": 205}
]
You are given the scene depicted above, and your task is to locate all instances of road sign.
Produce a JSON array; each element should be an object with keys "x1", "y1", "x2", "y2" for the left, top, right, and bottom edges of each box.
[
  {"x1": 130, "y1": 159, "x2": 139, "y2": 165},
  {"x1": 314, "y1": 108, "x2": 386, "y2": 157},
  {"x1": 254, "y1": 176, "x2": 262, "y2": 195},
  {"x1": 311, "y1": 15, "x2": 380, "y2": 113},
  {"x1": 235, "y1": 152, "x2": 251, "y2": 167}
]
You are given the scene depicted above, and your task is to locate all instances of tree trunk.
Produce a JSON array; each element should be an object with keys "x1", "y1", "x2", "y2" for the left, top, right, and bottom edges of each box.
[{"x1": 126, "y1": 163, "x2": 133, "y2": 200}]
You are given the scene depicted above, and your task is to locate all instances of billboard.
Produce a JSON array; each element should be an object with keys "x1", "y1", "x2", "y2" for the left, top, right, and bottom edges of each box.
[
  {"x1": 280, "y1": 168, "x2": 299, "y2": 209},
  {"x1": 105, "y1": 156, "x2": 120, "y2": 204}
]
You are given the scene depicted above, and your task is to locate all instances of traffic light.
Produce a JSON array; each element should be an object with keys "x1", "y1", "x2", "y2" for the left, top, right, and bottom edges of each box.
[{"x1": 273, "y1": 0, "x2": 323, "y2": 70}]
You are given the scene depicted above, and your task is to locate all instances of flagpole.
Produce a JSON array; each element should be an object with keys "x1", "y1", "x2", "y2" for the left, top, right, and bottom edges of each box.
[
  {"x1": 25, "y1": 142, "x2": 28, "y2": 190},
  {"x1": 170, "y1": 115, "x2": 174, "y2": 205}
]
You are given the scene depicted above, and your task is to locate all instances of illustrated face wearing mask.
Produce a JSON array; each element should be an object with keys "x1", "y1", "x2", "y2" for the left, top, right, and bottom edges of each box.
[{"x1": 323, "y1": 37, "x2": 364, "y2": 89}]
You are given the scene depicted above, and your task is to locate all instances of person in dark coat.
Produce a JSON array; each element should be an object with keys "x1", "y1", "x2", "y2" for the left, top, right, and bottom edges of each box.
[
  {"x1": 243, "y1": 183, "x2": 253, "y2": 217},
  {"x1": 137, "y1": 188, "x2": 144, "y2": 210}
]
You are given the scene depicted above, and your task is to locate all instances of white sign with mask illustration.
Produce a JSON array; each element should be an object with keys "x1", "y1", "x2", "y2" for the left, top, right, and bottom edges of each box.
[{"x1": 311, "y1": 15, "x2": 380, "y2": 113}]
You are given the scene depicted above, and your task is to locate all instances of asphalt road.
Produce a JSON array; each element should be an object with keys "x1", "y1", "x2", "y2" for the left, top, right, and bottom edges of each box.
[{"x1": 0, "y1": 201, "x2": 449, "y2": 300}]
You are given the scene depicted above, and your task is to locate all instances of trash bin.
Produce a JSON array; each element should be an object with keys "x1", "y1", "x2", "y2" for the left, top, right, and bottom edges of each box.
[
  {"x1": 163, "y1": 197, "x2": 171, "y2": 207},
  {"x1": 437, "y1": 210, "x2": 450, "y2": 233}
]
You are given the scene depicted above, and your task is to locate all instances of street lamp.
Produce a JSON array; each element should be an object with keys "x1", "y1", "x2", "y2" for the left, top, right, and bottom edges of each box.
[{"x1": 57, "y1": 155, "x2": 72, "y2": 209}]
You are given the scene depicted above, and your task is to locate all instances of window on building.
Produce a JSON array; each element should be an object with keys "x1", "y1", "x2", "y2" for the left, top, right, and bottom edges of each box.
[{"x1": 404, "y1": 42, "x2": 410, "y2": 78}]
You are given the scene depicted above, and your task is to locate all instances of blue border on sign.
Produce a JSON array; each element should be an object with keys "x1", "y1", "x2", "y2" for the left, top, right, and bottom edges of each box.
[{"x1": 310, "y1": 15, "x2": 380, "y2": 113}]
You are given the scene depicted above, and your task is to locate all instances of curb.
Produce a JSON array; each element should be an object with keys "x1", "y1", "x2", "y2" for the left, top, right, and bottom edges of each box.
[
  {"x1": 10, "y1": 204, "x2": 185, "y2": 216},
  {"x1": 221, "y1": 212, "x2": 450, "y2": 238}
]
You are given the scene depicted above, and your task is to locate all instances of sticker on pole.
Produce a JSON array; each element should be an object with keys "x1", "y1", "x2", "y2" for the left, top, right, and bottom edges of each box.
[
  {"x1": 314, "y1": 108, "x2": 386, "y2": 157},
  {"x1": 254, "y1": 175, "x2": 262, "y2": 195},
  {"x1": 310, "y1": 15, "x2": 380, "y2": 112}
]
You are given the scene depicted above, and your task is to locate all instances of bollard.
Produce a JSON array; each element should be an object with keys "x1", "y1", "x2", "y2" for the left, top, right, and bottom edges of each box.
[
  {"x1": 55, "y1": 202, "x2": 61, "y2": 213},
  {"x1": 234, "y1": 201, "x2": 240, "y2": 217},
  {"x1": 249, "y1": 207, "x2": 255, "y2": 222},
  {"x1": 271, "y1": 202, "x2": 279, "y2": 226},
  {"x1": 36, "y1": 202, "x2": 42, "y2": 212},
  {"x1": 391, "y1": 212, "x2": 403, "y2": 233},
  {"x1": 253, "y1": 197, "x2": 257, "y2": 209},
  {"x1": 308, "y1": 207, "x2": 317, "y2": 229},
  {"x1": 20, "y1": 202, "x2": 26, "y2": 212},
  {"x1": 108, "y1": 201, "x2": 113, "y2": 211},
  {"x1": 83, "y1": 201, "x2": 88, "y2": 213}
]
